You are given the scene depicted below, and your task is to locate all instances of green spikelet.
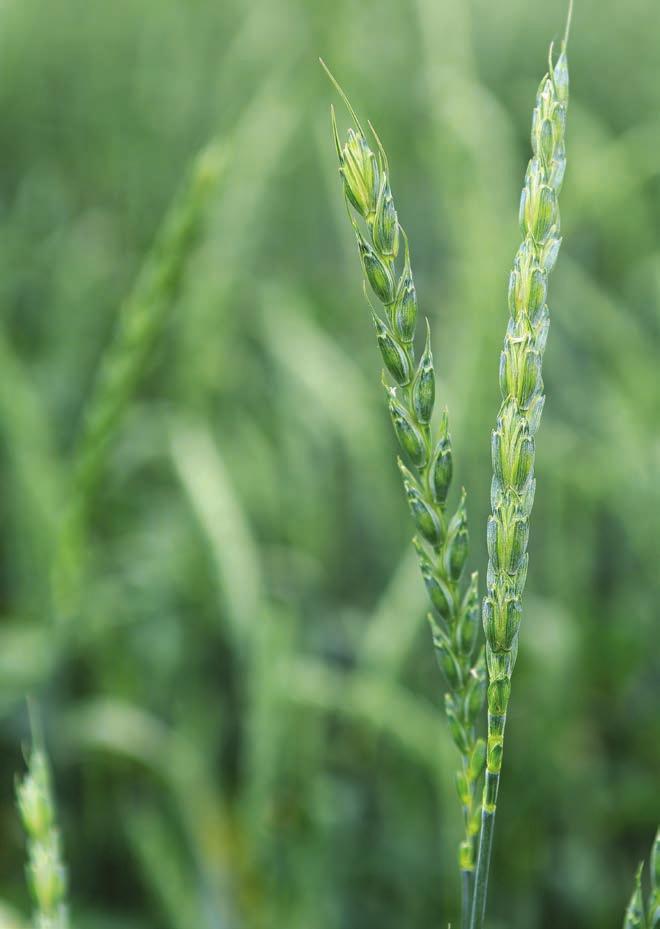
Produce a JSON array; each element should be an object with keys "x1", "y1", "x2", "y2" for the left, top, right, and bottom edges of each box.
[{"x1": 323, "y1": 58, "x2": 486, "y2": 922}]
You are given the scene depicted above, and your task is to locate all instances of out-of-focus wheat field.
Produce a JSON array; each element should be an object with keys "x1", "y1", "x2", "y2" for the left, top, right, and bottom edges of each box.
[{"x1": 0, "y1": 1, "x2": 658, "y2": 927}]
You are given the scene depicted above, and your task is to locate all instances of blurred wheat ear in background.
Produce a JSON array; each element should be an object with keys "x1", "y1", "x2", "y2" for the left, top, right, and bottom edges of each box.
[
  {"x1": 52, "y1": 141, "x2": 227, "y2": 620},
  {"x1": 622, "y1": 830, "x2": 660, "y2": 929},
  {"x1": 16, "y1": 714, "x2": 69, "y2": 929}
]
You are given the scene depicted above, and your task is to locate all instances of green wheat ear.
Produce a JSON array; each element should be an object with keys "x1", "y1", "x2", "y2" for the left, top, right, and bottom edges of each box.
[
  {"x1": 322, "y1": 59, "x2": 486, "y2": 928},
  {"x1": 622, "y1": 830, "x2": 660, "y2": 929},
  {"x1": 52, "y1": 140, "x2": 226, "y2": 618},
  {"x1": 16, "y1": 721, "x2": 69, "y2": 929},
  {"x1": 651, "y1": 829, "x2": 660, "y2": 929},
  {"x1": 470, "y1": 13, "x2": 572, "y2": 929}
]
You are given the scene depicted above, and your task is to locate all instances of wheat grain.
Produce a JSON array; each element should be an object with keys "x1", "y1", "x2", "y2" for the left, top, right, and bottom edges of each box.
[{"x1": 322, "y1": 61, "x2": 486, "y2": 927}]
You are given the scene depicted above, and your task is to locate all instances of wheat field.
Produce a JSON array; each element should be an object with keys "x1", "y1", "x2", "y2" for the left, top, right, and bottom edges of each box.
[{"x1": 0, "y1": 1, "x2": 658, "y2": 928}]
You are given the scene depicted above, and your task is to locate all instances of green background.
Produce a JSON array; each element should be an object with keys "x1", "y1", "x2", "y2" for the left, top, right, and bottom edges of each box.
[{"x1": 0, "y1": 1, "x2": 658, "y2": 927}]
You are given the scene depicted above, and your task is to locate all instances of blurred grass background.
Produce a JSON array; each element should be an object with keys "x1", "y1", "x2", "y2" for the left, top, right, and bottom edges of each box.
[{"x1": 0, "y1": 0, "x2": 658, "y2": 927}]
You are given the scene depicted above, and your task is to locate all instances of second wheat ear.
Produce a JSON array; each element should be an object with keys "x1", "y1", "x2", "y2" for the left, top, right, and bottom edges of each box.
[
  {"x1": 470, "y1": 38, "x2": 570, "y2": 929},
  {"x1": 321, "y1": 58, "x2": 486, "y2": 929}
]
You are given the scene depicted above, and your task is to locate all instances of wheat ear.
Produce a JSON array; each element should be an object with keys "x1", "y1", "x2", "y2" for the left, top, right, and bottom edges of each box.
[
  {"x1": 53, "y1": 142, "x2": 225, "y2": 615},
  {"x1": 469, "y1": 32, "x2": 570, "y2": 929},
  {"x1": 650, "y1": 829, "x2": 660, "y2": 929},
  {"x1": 622, "y1": 828, "x2": 660, "y2": 929},
  {"x1": 17, "y1": 737, "x2": 69, "y2": 929},
  {"x1": 322, "y1": 61, "x2": 486, "y2": 925}
]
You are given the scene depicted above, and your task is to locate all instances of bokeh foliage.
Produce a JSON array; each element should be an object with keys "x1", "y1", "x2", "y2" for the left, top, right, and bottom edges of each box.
[{"x1": 0, "y1": 1, "x2": 658, "y2": 927}]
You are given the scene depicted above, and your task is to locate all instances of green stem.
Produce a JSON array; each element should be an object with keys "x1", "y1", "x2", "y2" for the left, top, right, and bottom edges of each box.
[
  {"x1": 470, "y1": 713, "x2": 506, "y2": 929},
  {"x1": 469, "y1": 774, "x2": 498, "y2": 929},
  {"x1": 461, "y1": 868, "x2": 473, "y2": 929}
]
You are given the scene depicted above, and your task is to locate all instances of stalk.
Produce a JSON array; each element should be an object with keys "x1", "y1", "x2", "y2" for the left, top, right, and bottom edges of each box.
[
  {"x1": 322, "y1": 62, "x2": 487, "y2": 925},
  {"x1": 461, "y1": 868, "x2": 472, "y2": 929},
  {"x1": 469, "y1": 716, "x2": 503, "y2": 926},
  {"x1": 470, "y1": 29, "x2": 571, "y2": 929}
]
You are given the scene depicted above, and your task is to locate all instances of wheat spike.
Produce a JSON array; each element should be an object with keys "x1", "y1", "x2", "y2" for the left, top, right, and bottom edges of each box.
[
  {"x1": 17, "y1": 739, "x2": 69, "y2": 929},
  {"x1": 323, "y1": 60, "x2": 486, "y2": 925},
  {"x1": 470, "y1": 33, "x2": 570, "y2": 929}
]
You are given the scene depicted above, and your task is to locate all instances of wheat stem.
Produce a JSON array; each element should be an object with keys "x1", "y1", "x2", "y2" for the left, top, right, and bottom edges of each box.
[
  {"x1": 460, "y1": 869, "x2": 472, "y2": 929},
  {"x1": 469, "y1": 721, "x2": 502, "y2": 927},
  {"x1": 323, "y1": 61, "x2": 486, "y2": 924},
  {"x1": 469, "y1": 31, "x2": 570, "y2": 929}
]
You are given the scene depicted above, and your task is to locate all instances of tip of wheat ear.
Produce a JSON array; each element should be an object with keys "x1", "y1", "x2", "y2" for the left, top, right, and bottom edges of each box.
[
  {"x1": 564, "y1": 0, "x2": 574, "y2": 45},
  {"x1": 319, "y1": 58, "x2": 366, "y2": 135}
]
